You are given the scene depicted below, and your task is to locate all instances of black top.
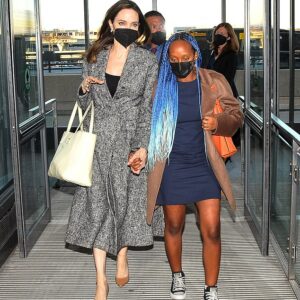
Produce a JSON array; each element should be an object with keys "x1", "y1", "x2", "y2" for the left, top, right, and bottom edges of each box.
[
  {"x1": 105, "y1": 73, "x2": 120, "y2": 98},
  {"x1": 207, "y1": 50, "x2": 239, "y2": 98}
]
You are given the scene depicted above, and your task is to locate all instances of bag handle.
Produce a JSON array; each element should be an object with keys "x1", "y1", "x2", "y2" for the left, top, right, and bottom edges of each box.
[
  {"x1": 66, "y1": 102, "x2": 83, "y2": 132},
  {"x1": 75, "y1": 101, "x2": 94, "y2": 133}
]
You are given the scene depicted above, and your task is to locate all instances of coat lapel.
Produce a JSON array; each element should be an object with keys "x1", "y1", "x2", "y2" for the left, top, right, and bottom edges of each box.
[
  {"x1": 95, "y1": 48, "x2": 110, "y2": 81},
  {"x1": 93, "y1": 44, "x2": 137, "y2": 103},
  {"x1": 200, "y1": 68, "x2": 216, "y2": 117},
  {"x1": 115, "y1": 43, "x2": 137, "y2": 93}
]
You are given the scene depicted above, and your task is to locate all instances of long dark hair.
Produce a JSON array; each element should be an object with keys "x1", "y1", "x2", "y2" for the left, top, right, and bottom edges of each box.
[
  {"x1": 212, "y1": 22, "x2": 239, "y2": 55},
  {"x1": 86, "y1": 0, "x2": 150, "y2": 63}
]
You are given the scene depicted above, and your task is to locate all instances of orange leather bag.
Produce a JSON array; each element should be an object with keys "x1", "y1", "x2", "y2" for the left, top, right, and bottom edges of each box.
[{"x1": 211, "y1": 99, "x2": 237, "y2": 158}]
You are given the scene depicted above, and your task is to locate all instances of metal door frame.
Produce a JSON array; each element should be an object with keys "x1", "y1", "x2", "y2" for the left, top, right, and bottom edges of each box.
[
  {"x1": 244, "y1": 0, "x2": 272, "y2": 256},
  {"x1": 6, "y1": 0, "x2": 51, "y2": 257}
]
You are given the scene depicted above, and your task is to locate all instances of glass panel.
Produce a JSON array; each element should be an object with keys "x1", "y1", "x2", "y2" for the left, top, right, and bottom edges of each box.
[
  {"x1": 157, "y1": 0, "x2": 221, "y2": 36},
  {"x1": 40, "y1": 0, "x2": 85, "y2": 74},
  {"x1": 249, "y1": 0, "x2": 264, "y2": 116},
  {"x1": 295, "y1": 149, "x2": 300, "y2": 283},
  {"x1": 0, "y1": 5, "x2": 13, "y2": 194},
  {"x1": 12, "y1": 0, "x2": 40, "y2": 123},
  {"x1": 294, "y1": 0, "x2": 300, "y2": 129},
  {"x1": 247, "y1": 128, "x2": 263, "y2": 227},
  {"x1": 278, "y1": 0, "x2": 290, "y2": 123},
  {"x1": 226, "y1": 0, "x2": 244, "y2": 28},
  {"x1": 225, "y1": 0, "x2": 245, "y2": 82},
  {"x1": 270, "y1": 132, "x2": 292, "y2": 258},
  {"x1": 20, "y1": 130, "x2": 47, "y2": 235}
]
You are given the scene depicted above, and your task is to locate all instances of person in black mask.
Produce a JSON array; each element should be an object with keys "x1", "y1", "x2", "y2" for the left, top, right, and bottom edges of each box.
[
  {"x1": 207, "y1": 22, "x2": 241, "y2": 155},
  {"x1": 147, "y1": 32, "x2": 243, "y2": 300},
  {"x1": 65, "y1": 1, "x2": 159, "y2": 300},
  {"x1": 207, "y1": 22, "x2": 239, "y2": 98},
  {"x1": 144, "y1": 10, "x2": 166, "y2": 55}
]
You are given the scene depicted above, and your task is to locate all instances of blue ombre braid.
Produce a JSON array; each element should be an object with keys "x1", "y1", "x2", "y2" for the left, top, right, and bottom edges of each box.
[{"x1": 147, "y1": 32, "x2": 202, "y2": 170}]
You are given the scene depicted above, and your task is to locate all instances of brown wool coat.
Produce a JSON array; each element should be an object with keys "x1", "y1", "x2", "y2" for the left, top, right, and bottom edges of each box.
[{"x1": 146, "y1": 68, "x2": 244, "y2": 225}]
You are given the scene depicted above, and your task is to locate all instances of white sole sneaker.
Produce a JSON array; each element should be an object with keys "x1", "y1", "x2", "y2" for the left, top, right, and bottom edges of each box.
[{"x1": 170, "y1": 292, "x2": 186, "y2": 300}]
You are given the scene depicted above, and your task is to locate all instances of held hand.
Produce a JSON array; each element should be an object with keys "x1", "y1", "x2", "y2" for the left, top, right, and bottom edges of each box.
[
  {"x1": 128, "y1": 148, "x2": 147, "y2": 175},
  {"x1": 202, "y1": 115, "x2": 218, "y2": 132},
  {"x1": 128, "y1": 152, "x2": 141, "y2": 173},
  {"x1": 81, "y1": 76, "x2": 104, "y2": 94}
]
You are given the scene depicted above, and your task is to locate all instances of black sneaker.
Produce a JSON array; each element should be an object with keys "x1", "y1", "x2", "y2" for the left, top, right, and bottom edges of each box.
[
  {"x1": 170, "y1": 271, "x2": 186, "y2": 299},
  {"x1": 204, "y1": 285, "x2": 218, "y2": 300}
]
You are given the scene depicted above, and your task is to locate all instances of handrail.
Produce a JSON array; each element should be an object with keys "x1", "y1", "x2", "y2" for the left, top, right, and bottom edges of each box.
[
  {"x1": 271, "y1": 114, "x2": 300, "y2": 145},
  {"x1": 241, "y1": 95, "x2": 300, "y2": 145},
  {"x1": 29, "y1": 98, "x2": 57, "y2": 113},
  {"x1": 245, "y1": 109, "x2": 263, "y2": 132},
  {"x1": 27, "y1": 98, "x2": 59, "y2": 152}
]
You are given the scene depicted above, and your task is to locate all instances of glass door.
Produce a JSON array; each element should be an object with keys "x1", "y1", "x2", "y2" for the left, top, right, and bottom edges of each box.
[
  {"x1": 270, "y1": 0, "x2": 300, "y2": 282},
  {"x1": 244, "y1": 0, "x2": 271, "y2": 255},
  {"x1": 8, "y1": 0, "x2": 51, "y2": 257}
]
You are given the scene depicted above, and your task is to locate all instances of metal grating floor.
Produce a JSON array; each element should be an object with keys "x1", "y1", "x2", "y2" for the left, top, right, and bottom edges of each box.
[{"x1": 0, "y1": 156, "x2": 297, "y2": 300}]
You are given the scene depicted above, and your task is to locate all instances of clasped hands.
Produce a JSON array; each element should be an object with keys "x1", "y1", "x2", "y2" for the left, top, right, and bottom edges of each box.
[
  {"x1": 128, "y1": 148, "x2": 147, "y2": 175},
  {"x1": 127, "y1": 116, "x2": 217, "y2": 175},
  {"x1": 81, "y1": 76, "x2": 104, "y2": 94}
]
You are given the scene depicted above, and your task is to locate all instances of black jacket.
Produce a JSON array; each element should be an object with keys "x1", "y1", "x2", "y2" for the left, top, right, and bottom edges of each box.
[{"x1": 207, "y1": 50, "x2": 239, "y2": 98}]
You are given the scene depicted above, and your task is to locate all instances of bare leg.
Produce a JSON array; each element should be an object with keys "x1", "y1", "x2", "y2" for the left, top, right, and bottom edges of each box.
[
  {"x1": 115, "y1": 246, "x2": 129, "y2": 287},
  {"x1": 163, "y1": 205, "x2": 186, "y2": 272},
  {"x1": 93, "y1": 248, "x2": 109, "y2": 300},
  {"x1": 195, "y1": 199, "x2": 221, "y2": 286}
]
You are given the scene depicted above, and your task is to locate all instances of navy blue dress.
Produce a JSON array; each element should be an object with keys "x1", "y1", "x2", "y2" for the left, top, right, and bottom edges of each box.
[{"x1": 156, "y1": 79, "x2": 221, "y2": 205}]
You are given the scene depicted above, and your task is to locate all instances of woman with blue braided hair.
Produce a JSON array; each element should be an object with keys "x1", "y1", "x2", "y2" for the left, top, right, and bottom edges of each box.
[{"x1": 146, "y1": 32, "x2": 243, "y2": 300}]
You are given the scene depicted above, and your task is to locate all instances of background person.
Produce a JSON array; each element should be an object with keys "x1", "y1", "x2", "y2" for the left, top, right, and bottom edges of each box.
[
  {"x1": 207, "y1": 22, "x2": 241, "y2": 150},
  {"x1": 207, "y1": 22, "x2": 239, "y2": 98},
  {"x1": 144, "y1": 10, "x2": 166, "y2": 54}
]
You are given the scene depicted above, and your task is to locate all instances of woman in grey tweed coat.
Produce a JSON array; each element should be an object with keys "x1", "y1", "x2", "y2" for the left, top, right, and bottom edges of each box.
[{"x1": 65, "y1": 1, "x2": 158, "y2": 299}]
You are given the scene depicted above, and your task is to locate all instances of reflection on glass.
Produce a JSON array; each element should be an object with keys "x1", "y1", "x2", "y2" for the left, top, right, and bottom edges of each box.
[
  {"x1": 249, "y1": 0, "x2": 264, "y2": 116},
  {"x1": 12, "y1": 0, "x2": 39, "y2": 124},
  {"x1": 20, "y1": 131, "x2": 47, "y2": 235},
  {"x1": 40, "y1": 0, "x2": 85, "y2": 75},
  {"x1": 278, "y1": 0, "x2": 290, "y2": 123},
  {"x1": 248, "y1": 128, "x2": 263, "y2": 227},
  {"x1": 270, "y1": 132, "x2": 292, "y2": 259},
  {"x1": 0, "y1": 7, "x2": 13, "y2": 193}
]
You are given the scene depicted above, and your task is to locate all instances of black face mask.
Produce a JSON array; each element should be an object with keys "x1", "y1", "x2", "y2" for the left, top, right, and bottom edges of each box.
[
  {"x1": 170, "y1": 61, "x2": 194, "y2": 78},
  {"x1": 114, "y1": 28, "x2": 139, "y2": 48},
  {"x1": 214, "y1": 34, "x2": 228, "y2": 46},
  {"x1": 151, "y1": 31, "x2": 166, "y2": 46}
]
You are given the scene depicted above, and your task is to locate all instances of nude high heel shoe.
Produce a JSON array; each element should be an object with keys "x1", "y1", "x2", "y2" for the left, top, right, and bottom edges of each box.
[{"x1": 115, "y1": 256, "x2": 129, "y2": 287}]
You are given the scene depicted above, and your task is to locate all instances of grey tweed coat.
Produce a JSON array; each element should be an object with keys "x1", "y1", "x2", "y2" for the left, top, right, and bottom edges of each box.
[{"x1": 65, "y1": 44, "x2": 159, "y2": 256}]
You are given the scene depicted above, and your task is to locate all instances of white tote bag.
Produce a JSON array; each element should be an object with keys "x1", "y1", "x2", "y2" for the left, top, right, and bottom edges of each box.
[{"x1": 48, "y1": 101, "x2": 96, "y2": 187}]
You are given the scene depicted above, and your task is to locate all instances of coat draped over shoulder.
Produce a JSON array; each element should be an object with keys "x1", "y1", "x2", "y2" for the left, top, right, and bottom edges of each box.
[
  {"x1": 146, "y1": 68, "x2": 244, "y2": 225},
  {"x1": 65, "y1": 44, "x2": 160, "y2": 255}
]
